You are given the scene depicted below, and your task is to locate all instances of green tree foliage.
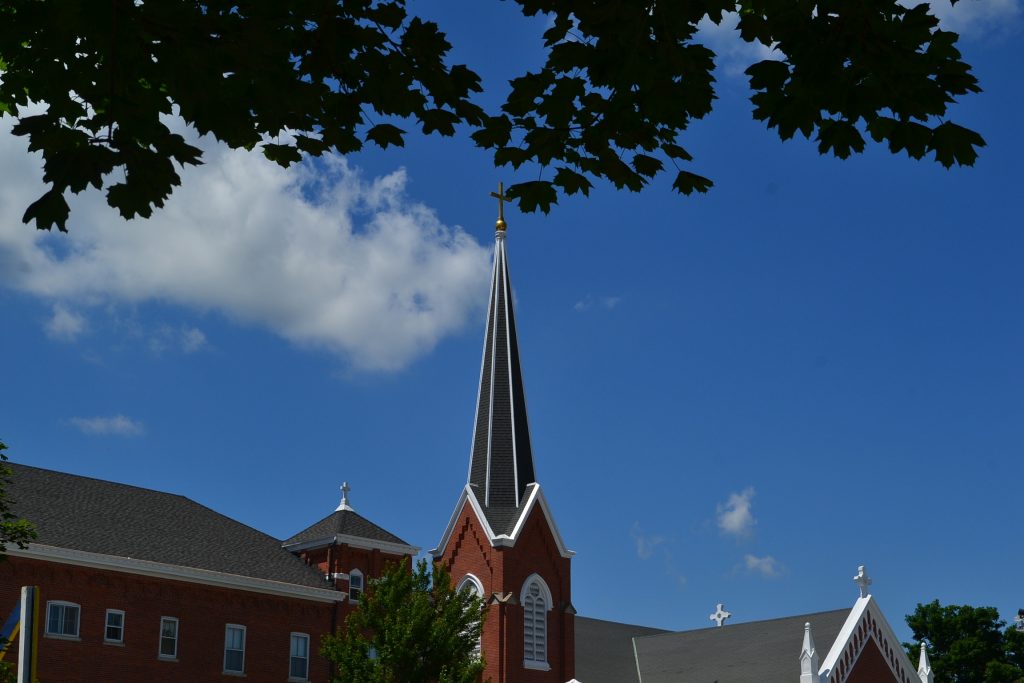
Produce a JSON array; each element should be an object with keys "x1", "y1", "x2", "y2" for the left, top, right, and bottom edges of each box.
[
  {"x1": 0, "y1": 440, "x2": 36, "y2": 556},
  {"x1": 0, "y1": 1, "x2": 983, "y2": 230},
  {"x1": 320, "y1": 558, "x2": 486, "y2": 683},
  {"x1": 905, "y1": 600, "x2": 1024, "y2": 682}
]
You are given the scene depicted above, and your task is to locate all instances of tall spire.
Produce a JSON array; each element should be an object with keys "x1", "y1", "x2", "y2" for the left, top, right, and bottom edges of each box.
[{"x1": 467, "y1": 185, "x2": 536, "y2": 518}]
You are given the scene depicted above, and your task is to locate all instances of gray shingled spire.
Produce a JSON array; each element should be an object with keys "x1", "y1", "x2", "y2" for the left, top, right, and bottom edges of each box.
[{"x1": 466, "y1": 196, "x2": 536, "y2": 533}]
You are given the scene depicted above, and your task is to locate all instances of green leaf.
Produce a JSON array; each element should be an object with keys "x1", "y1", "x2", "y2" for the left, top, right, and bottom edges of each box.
[
  {"x1": 928, "y1": 121, "x2": 985, "y2": 167},
  {"x1": 508, "y1": 180, "x2": 557, "y2": 213},
  {"x1": 22, "y1": 189, "x2": 70, "y2": 232},
  {"x1": 261, "y1": 143, "x2": 302, "y2": 167},
  {"x1": 419, "y1": 108, "x2": 460, "y2": 136},
  {"x1": 671, "y1": 170, "x2": 714, "y2": 195},
  {"x1": 632, "y1": 154, "x2": 663, "y2": 178},
  {"x1": 553, "y1": 167, "x2": 593, "y2": 196},
  {"x1": 493, "y1": 146, "x2": 532, "y2": 169},
  {"x1": 470, "y1": 116, "x2": 513, "y2": 149},
  {"x1": 365, "y1": 123, "x2": 406, "y2": 149},
  {"x1": 662, "y1": 143, "x2": 693, "y2": 162}
]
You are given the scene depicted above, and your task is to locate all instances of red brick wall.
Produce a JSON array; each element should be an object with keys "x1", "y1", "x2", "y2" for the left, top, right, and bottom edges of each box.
[
  {"x1": 437, "y1": 500, "x2": 574, "y2": 683},
  {"x1": 846, "y1": 639, "x2": 902, "y2": 683},
  {"x1": 0, "y1": 557, "x2": 338, "y2": 683}
]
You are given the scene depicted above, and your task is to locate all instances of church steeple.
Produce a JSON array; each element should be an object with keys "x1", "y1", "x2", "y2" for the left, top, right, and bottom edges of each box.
[{"x1": 467, "y1": 184, "x2": 536, "y2": 518}]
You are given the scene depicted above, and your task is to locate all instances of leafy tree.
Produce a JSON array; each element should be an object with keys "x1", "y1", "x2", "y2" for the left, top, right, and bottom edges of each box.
[
  {"x1": 0, "y1": 1, "x2": 983, "y2": 231},
  {"x1": 0, "y1": 439, "x2": 36, "y2": 556},
  {"x1": 905, "y1": 600, "x2": 1024, "y2": 683},
  {"x1": 320, "y1": 557, "x2": 486, "y2": 683}
]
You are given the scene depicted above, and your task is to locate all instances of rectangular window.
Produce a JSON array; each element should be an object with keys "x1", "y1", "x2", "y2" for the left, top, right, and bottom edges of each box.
[
  {"x1": 349, "y1": 571, "x2": 364, "y2": 603},
  {"x1": 224, "y1": 624, "x2": 246, "y2": 674},
  {"x1": 289, "y1": 632, "x2": 310, "y2": 680},
  {"x1": 104, "y1": 609, "x2": 125, "y2": 643},
  {"x1": 159, "y1": 617, "x2": 178, "y2": 659},
  {"x1": 45, "y1": 601, "x2": 80, "y2": 638}
]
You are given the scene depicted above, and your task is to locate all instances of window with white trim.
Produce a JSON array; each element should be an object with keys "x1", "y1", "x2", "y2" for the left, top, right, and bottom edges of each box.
[
  {"x1": 224, "y1": 624, "x2": 246, "y2": 674},
  {"x1": 457, "y1": 575, "x2": 484, "y2": 660},
  {"x1": 349, "y1": 569, "x2": 364, "y2": 602},
  {"x1": 289, "y1": 632, "x2": 310, "y2": 680},
  {"x1": 45, "y1": 601, "x2": 80, "y2": 638},
  {"x1": 104, "y1": 609, "x2": 125, "y2": 643},
  {"x1": 522, "y1": 578, "x2": 548, "y2": 667},
  {"x1": 159, "y1": 617, "x2": 178, "y2": 659}
]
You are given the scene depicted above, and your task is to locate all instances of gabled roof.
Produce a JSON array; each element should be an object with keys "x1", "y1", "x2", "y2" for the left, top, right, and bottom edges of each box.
[
  {"x1": 632, "y1": 609, "x2": 850, "y2": 683},
  {"x1": 7, "y1": 462, "x2": 329, "y2": 591},
  {"x1": 283, "y1": 508, "x2": 417, "y2": 555},
  {"x1": 431, "y1": 482, "x2": 573, "y2": 559},
  {"x1": 575, "y1": 616, "x2": 671, "y2": 683},
  {"x1": 467, "y1": 228, "x2": 536, "y2": 534},
  {"x1": 819, "y1": 595, "x2": 918, "y2": 683}
]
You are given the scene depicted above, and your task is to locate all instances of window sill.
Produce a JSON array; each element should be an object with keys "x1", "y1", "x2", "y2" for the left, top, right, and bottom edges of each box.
[
  {"x1": 43, "y1": 633, "x2": 81, "y2": 642},
  {"x1": 158, "y1": 656, "x2": 178, "y2": 662},
  {"x1": 523, "y1": 660, "x2": 550, "y2": 671},
  {"x1": 103, "y1": 640, "x2": 125, "y2": 647},
  {"x1": 287, "y1": 678, "x2": 309, "y2": 683},
  {"x1": 222, "y1": 670, "x2": 246, "y2": 677}
]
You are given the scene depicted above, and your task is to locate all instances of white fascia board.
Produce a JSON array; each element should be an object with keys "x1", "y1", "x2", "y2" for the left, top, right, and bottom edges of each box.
[
  {"x1": 819, "y1": 595, "x2": 918, "y2": 683},
  {"x1": 9, "y1": 544, "x2": 344, "y2": 603},
  {"x1": 282, "y1": 535, "x2": 419, "y2": 557},
  {"x1": 431, "y1": 484, "x2": 574, "y2": 559},
  {"x1": 507, "y1": 484, "x2": 575, "y2": 558},
  {"x1": 431, "y1": 485, "x2": 499, "y2": 558}
]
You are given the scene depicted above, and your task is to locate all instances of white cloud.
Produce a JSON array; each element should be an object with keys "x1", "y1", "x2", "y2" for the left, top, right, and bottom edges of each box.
[
  {"x1": 146, "y1": 324, "x2": 209, "y2": 355},
  {"x1": 69, "y1": 415, "x2": 145, "y2": 437},
  {"x1": 574, "y1": 294, "x2": 622, "y2": 312},
  {"x1": 44, "y1": 304, "x2": 87, "y2": 341},
  {"x1": 743, "y1": 554, "x2": 783, "y2": 578},
  {"x1": 630, "y1": 522, "x2": 665, "y2": 560},
  {"x1": 716, "y1": 486, "x2": 756, "y2": 537},
  {"x1": 0, "y1": 115, "x2": 491, "y2": 371},
  {"x1": 696, "y1": 12, "x2": 779, "y2": 77},
  {"x1": 915, "y1": 0, "x2": 1021, "y2": 36}
]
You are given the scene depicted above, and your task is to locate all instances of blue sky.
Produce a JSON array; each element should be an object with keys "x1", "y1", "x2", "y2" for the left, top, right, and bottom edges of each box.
[{"x1": 2, "y1": 1, "x2": 1022, "y2": 641}]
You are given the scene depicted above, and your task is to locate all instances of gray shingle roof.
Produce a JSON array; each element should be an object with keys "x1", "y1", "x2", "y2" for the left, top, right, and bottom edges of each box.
[
  {"x1": 633, "y1": 608, "x2": 850, "y2": 683},
  {"x1": 8, "y1": 463, "x2": 328, "y2": 590},
  {"x1": 468, "y1": 233, "x2": 537, "y2": 535},
  {"x1": 283, "y1": 508, "x2": 411, "y2": 547},
  {"x1": 575, "y1": 616, "x2": 671, "y2": 683}
]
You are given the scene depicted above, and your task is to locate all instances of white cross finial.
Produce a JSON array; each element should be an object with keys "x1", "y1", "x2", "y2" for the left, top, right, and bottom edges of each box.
[
  {"x1": 336, "y1": 481, "x2": 354, "y2": 512},
  {"x1": 709, "y1": 603, "x2": 732, "y2": 627},
  {"x1": 854, "y1": 565, "x2": 872, "y2": 598}
]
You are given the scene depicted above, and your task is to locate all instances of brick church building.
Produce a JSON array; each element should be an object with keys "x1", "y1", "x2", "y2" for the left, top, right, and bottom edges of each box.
[{"x1": 2, "y1": 203, "x2": 928, "y2": 683}]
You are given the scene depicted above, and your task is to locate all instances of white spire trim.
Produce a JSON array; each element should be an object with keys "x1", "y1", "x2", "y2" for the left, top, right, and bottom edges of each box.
[
  {"x1": 800, "y1": 622, "x2": 820, "y2": 683},
  {"x1": 918, "y1": 642, "x2": 934, "y2": 683}
]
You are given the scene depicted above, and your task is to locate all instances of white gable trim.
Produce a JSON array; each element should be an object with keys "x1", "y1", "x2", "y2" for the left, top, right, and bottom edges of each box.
[
  {"x1": 9, "y1": 544, "x2": 344, "y2": 603},
  {"x1": 431, "y1": 484, "x2": 574, "y2": 559},
  {"x1": 819, "y1": 595, "x2": 918, "y2": 683},
  {"x1": 282, "y1": 534, "x2": 419, "y2": 557}
]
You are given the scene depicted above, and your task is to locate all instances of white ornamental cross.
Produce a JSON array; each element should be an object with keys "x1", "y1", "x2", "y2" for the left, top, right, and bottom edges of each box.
[
  {"x1": 854, "y1": 565, "x2": 872, "y2": 598},
  {"x1": 709, "y1": 603, "x2": 732, "y2": 627}
]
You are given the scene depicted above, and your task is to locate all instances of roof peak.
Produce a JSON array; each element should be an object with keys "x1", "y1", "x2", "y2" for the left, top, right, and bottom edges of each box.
[{"x1": 335, "y1": 481, "x2": 354, "y2": 512}]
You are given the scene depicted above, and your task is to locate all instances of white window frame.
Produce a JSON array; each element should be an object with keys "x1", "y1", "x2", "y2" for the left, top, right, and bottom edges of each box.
[
  {"x1": 348, "y1": 569, "x2": 364, "y2": 603},
  {"x1": 457, "y1": 574, "x2": 485, "y2": 660},
  {"x1": 520, "y1": 574, "x2": 552, "y2": 671},
  {"x1": 223, "y1": 623, "x2": 246, "y2": 675},
  {"x1": 158, "y1": 616, "x2": 179, "y2": 660},
  {"x1": 45, "y1": 600, "x2": 81, "y2": 639},
  {"x1": 288, "y1": 632, "x2": 310, "y2": 681},
  {"x1": 104, "y1": 609, "x2": 125, "y2": 644}
]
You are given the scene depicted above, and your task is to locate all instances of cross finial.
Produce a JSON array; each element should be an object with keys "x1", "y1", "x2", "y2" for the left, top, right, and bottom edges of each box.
[
  {"x1": 336, "y1": 481, "x2": 354, "y2": 512},
  {"x1": 854, "y1": 565, "x2": 872, "y2": 598},
  {"x1": 490, "y1": 182, "x2": 511, "y2": 234},
  {"x1": 709, "y1": 603, "x2": 732, "y2": 627}
]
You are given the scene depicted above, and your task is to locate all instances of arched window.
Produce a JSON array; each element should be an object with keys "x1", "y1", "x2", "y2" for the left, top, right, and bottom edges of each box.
[
  {"x1": 349, "y1": 569, "x2": 364, "y2": 603},
  {"x1": 520, "y1": 574, "x2": 552, "y2": 670},
  {"x1": 457, "y1": 574, "x2": 484, "y2": 659}
]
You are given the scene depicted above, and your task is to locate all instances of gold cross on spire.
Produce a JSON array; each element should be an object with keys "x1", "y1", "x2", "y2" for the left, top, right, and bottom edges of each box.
[{"x1": 490, "y1": 182, "x2": 510, "y2": 232}]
